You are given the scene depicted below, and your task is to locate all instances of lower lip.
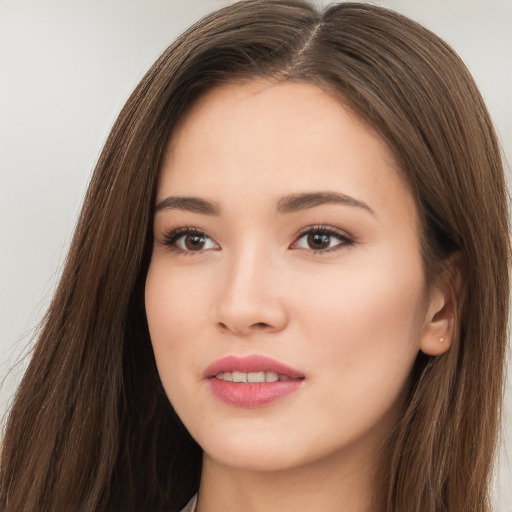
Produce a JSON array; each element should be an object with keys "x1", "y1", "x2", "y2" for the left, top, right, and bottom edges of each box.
[{"x1": 207, "y1": 378, "x2": 303, "y2": 408}]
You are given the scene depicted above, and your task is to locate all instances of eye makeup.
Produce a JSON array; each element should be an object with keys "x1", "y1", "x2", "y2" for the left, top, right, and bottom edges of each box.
[
  {"x1": 158, "y1": 223, "x2": 355, "y2": 257},
  {"x1": 291, "y1": 224, "x2": 355, "y2": 254},
  {"x1": 161, "y1": 226, "x2": 220, "y2": 255}
]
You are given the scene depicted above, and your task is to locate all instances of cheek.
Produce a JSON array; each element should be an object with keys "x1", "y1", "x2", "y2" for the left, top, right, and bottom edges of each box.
[
  {"x1": 146, "y1": 258, "x2": 213, "y2": 329},
  {"x1": 145, "y1": 262, "x2": 211, "y2": 386},
  {"x1": 293, "y1": 254, "x2": 427, "y2": 406}
]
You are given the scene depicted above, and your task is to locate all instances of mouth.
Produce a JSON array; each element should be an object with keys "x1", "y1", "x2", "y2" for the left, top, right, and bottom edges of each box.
[
  {"x1": 214, "y1": 371, "x2": 295, "y2": 383},
  {"x1": 204, "y1": 354, "x2": 304, "y2": 379},
  {"x1": 204, "y1": 355, "x2": 305, "y2": 408}
]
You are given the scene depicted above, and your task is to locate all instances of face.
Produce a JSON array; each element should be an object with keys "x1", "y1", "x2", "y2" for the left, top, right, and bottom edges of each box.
[{"x1": 145, "y1": 80, "x2": 437, "y2": 475}]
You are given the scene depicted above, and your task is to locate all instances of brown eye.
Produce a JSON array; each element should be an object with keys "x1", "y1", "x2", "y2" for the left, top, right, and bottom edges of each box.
[
  {"x1": 307, "y1": 232, "x2": 331, "y2": 250},
  {"x1": 184, "y1": 234, "x2": 207, "y2": 251},
  {"x1": 292, "y1": 226, "x2": 353, "y2": 253},
  {"x1": 163, "y1": 228, "x2": 220, "y2": 254}
]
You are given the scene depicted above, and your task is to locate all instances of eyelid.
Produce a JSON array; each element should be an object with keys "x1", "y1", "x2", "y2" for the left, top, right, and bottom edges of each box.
[
  {"x1": 160, "y1": 226, "x2": 220, "y2": 255},
  {"x1": 290, "y1": 224, "x2": 355, "y2": 253},
  {"x1": 158, "y1": 224, "x2": 354, "y2": 256}
]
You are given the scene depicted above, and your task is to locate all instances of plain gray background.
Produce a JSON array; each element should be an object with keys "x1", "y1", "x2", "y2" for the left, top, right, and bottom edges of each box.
[{"x1": 1, "y1": 0, "x2": 511, "y2": 508}]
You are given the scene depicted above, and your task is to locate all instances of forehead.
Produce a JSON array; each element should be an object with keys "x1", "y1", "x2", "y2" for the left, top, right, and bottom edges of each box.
[{"x1": 158, "y1": 80, "x2": 416, "y2": 226}]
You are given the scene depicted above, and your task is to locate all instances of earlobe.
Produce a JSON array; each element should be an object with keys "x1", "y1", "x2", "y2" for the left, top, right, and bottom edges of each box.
[
  {"x1": 420, "y1": 252, "x2": 465, "y2": 356},
  {"x1": 420, "y1": 285, "x2": 454, "y2": 355},
  {"x1": 419, "y1": 313, "x2": 453, "y2": 356}
]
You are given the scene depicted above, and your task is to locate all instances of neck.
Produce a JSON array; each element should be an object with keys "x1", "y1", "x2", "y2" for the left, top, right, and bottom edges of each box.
[{"x1": 196, "y1": 442, "x2": 381, "y2": 512}]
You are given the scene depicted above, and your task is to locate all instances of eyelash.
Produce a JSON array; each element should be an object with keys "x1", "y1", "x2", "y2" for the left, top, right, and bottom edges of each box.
[
  {"x1": 293, "y1": 225, "x2": 354, "y2": 254},
  {"x1": 160, "y1": 224, "x2": 354, "y2": 256},
  {"x1": 161, "y1": 227, "x2": 218, "y2": 256}
]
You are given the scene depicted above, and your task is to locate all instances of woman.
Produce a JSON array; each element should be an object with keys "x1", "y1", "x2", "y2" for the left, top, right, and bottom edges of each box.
[{"x1": 1, "y1": 1, "x2": 509, "y2": 511}]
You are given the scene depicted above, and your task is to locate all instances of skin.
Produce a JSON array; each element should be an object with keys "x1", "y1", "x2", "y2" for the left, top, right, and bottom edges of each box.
[{"x1": 145, "y1": 80, "x2": 453, "y2": 512}]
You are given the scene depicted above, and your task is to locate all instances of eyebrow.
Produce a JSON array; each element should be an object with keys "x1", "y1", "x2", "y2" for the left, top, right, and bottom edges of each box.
[
  {"x1": 276, "y1": 192, "x2": 374, "y2": 215},
  {"x1": 154, "y1": 196, "x2": 221, "y2": 215},
  {"x1": 154, "y1": 191, "x2": 373, "y2": 216}
]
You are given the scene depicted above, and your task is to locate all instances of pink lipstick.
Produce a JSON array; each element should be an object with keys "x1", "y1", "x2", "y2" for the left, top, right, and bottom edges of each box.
[{"x1": 204, "y1": 355, "x2": 304, "y2": 408}]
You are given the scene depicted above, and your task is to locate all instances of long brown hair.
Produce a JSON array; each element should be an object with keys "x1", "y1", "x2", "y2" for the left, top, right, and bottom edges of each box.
[{"x1": 1, "y1": 2, "x2": 509, "y2": 511}]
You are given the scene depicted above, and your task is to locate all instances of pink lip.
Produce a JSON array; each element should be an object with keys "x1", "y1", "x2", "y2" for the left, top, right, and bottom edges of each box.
[
  {"x1": 204, "y1": 355, "x2": 304, "y2": 379},
  {"x1": 204, "y1": 355, "x2": 305, "y2": 408}
]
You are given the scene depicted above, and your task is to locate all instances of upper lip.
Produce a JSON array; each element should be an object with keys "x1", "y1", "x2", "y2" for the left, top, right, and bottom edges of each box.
[{"x1": 203, "y1": 355, "x2": 304, "y2": 379}]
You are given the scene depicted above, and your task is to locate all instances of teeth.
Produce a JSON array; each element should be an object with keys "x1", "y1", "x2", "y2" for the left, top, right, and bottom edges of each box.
[
  {"x1": 266, "y1": 372, "x2": 279, "y2": 382},
  {"x1": 215, "y1": 371, "x2": 285, "y2": 383},
  {"x1": 247, "y1": 371, "x2": 265, "y2": 383},
  {"x1": 232, "y1": 371, "x2": 247, "y2": 383}
]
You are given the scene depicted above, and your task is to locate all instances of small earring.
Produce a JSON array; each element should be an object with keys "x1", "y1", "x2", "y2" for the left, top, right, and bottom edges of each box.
[{"x1": 439, "y1": 337, "x2": 445, "y2": 343}]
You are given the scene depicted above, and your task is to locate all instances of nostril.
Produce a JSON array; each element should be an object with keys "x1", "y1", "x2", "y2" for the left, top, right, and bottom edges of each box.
[
  {"x1": 252, "y1": 322, "x2": 270, "y2": 329},
  {"x1": 216, "y1": 321, "x2": 272, "y2": 334}
]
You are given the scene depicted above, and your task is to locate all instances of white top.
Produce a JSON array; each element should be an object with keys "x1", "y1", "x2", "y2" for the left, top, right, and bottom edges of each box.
[{"x1": 180, "y1": 494, "x2": 197, "y2": 512}]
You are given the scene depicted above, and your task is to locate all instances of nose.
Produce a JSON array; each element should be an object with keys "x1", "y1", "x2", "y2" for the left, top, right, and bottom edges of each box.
[{"x1": 215, "y1": 245, "x2": 288, "y2": 336}]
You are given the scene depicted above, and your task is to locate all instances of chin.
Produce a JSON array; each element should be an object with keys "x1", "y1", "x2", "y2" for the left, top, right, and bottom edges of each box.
[
  {"x1": 205, "y1": 444, "x2": 309, "y2": 473},
  {"x1": 194, "y1": 425, "x2": 306, "y2": 472}
]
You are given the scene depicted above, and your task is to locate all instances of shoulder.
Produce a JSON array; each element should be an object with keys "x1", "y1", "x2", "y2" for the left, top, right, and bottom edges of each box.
[{"x1": 179, "y1": 494, "x2": 197, "y2": 512}]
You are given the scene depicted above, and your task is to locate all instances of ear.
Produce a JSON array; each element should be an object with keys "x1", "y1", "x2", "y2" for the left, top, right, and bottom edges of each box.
[{"x1": 420, "y1": 252, "x2": 465, "y2": 356}]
